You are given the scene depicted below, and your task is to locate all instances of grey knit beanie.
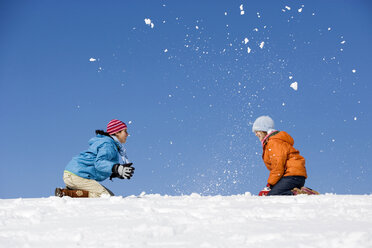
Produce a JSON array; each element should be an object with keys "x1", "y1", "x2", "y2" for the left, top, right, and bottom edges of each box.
[{"x1": 252, "y1": 116, "x2": 275, "y2": 133}]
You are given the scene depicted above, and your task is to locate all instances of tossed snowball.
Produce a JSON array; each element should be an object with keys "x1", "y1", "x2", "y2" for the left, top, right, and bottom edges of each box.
[
  {"x1": 247, "y1": 47, "x2": 251, "y2": 53},
  {"x1": 244, "y1": 38, "x2": 249, "y2": 44},
  {"x1": 298, "y1": 8, "x2": 303, "y2": 13},
  {"x1": 89, "y1": 58, "x2": 96, "y2": 62},
  {"x1": 290, "y1": 82, "x2": 298, "y2": 91},
  {"x1": 144, "y1": 18, "x2": 154, "y2": 28},
  {"x1": 259, "y1": 41, "x2": 265, "y2": 49},
  {"x1": 352, "y1": 69, "x2": 356, "y2": 73},
  {"x1": 144, "y1": 18, "x2": 151, "y2": 25},
  {"x1": 285, "y1": 6, "x2": 291, "y2": 10}
]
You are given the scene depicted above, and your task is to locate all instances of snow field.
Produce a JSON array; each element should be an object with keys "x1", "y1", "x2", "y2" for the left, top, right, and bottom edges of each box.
[{"x1": 1, "y1": 194, "x2": 372, "y2": 248}]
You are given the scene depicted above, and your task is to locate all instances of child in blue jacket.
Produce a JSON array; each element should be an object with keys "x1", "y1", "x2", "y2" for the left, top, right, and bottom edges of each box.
[{"x1": 55, "y1": 119, "x2": 135, "y2": 198}]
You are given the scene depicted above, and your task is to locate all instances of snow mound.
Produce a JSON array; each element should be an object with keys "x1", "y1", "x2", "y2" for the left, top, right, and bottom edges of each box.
[{"x1": 1, "y1": 194, "x2": 372, "y2": 247}]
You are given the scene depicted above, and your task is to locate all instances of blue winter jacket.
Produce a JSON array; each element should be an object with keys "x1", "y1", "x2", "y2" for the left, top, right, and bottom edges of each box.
[{"x1": 65, "y1": 134, "x2": 121, "y2": 182}]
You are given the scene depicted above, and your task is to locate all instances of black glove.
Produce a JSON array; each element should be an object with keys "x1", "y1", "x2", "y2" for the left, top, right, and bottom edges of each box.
[{"x1": 111, "y1": 163, "x2": 135, "y2": 180}]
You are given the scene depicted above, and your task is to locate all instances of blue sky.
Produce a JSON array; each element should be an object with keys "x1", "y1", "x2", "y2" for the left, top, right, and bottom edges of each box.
[{"x1": 0, "y1": 0, "x2": 371, "y2": 198}]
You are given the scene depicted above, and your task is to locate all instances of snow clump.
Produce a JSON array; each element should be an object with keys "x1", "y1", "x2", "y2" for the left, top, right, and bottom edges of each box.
[
  {"x1": 144, "y1": 18, "x2": 155, "y2": 28},
  {"x1": 240, "y1": 4, "x2": 245, "y2": 15},
  {"x1": 290, "y1": 82, "x2": 298, "y2": 91}
]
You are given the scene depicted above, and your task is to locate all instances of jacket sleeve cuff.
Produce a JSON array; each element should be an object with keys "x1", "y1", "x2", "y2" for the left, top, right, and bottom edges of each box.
[{"x1": 112, "y1": 164, "x2": 119, "y2": 173}]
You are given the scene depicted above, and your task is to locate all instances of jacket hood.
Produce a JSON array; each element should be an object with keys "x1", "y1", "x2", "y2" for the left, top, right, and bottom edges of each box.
[
  {"x1": 269, "y1": 131, "x2": 294, "y2": 146},
  {"x1": 89, "y1": 134, "x2": 119, "y2": 148}
]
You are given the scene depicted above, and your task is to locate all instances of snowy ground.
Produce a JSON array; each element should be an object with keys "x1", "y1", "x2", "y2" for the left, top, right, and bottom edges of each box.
[{"x1": 1, "y1": 194, "x2": 372, "y2": 248}]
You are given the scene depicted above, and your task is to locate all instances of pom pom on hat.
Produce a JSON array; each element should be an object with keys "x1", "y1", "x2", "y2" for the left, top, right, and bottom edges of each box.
[
  {"x1": 252, "y1": 116, "x2": 275, "y2": 133},
  {"x1": 107, "y1": 119, "x2": 127, "y2": 135}
]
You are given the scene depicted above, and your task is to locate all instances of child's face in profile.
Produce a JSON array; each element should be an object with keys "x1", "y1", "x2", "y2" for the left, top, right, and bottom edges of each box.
[
  {"x1": 115, "y1": 129, "x2": 129, "y2": 144},
  {"x1": 255, "y1": 131, "x2": 266, "y2": 142}
]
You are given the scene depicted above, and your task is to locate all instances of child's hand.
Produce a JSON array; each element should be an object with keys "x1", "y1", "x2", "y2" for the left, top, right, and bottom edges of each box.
[
  {"x1": 112, "y1": 163, "x2": 135, "y2": 179},
  {"x1": 258, "y1": 184, "x2": 271, "y2": 196}
]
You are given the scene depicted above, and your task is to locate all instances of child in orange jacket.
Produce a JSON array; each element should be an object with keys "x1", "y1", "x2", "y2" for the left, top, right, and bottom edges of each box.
[{"x1": 252, "y1": 116, "x2": 318, "y2": 196}]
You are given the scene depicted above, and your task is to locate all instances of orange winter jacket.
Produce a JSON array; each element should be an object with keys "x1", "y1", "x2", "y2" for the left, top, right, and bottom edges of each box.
[{"x1": 262, "y1": 131, "x2": 307, "y2": 186}]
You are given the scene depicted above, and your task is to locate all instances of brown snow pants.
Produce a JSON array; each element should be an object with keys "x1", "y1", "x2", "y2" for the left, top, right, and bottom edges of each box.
[{"x1": 63, "y1": 171, "x2": 114, "y2": 198}]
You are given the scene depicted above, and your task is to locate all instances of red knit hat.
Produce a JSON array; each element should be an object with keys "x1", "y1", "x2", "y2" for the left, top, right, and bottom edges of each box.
[{"x1": 107, "y1": 119, "x2": 127, "y2": 135}]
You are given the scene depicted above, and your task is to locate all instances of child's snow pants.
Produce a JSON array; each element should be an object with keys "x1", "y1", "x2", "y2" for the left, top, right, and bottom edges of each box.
[
  {"x1": 268, "y1": 176, "x2": 306, "y2": 195},
  {"x1": 63, "y1": 171, "x2": 114, "y2": 198}
]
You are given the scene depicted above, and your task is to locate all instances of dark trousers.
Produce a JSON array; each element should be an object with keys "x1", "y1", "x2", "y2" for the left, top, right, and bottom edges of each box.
[{"x1": 267, "y1": 176, "x2": 306, "y2": 195}]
